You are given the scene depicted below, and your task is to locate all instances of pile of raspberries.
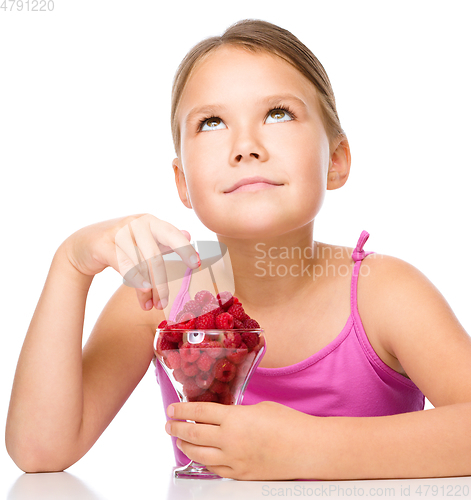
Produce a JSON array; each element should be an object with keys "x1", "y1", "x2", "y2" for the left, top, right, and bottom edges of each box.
[{"x1": 155, "y1": 290, "x2": 264, "y2": 404}]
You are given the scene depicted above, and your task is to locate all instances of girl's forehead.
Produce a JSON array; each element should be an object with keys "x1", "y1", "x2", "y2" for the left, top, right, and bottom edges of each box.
[{"x1": 179, "y1": 45, "x2": 318, "y2": 112}]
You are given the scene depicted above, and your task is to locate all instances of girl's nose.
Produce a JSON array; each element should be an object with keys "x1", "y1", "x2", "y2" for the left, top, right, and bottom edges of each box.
[{"x1": 229, "y1": 128, "x2": 269, "y2": 165}]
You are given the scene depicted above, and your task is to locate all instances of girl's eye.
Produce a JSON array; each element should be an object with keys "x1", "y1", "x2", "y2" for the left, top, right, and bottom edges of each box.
[
  {"x1": 265, "y1": 108, "x2": 293, "y2": 124},
  {"x1": 198, "y1": 107, "x2": 294, "y2": 131},
  {"x1": 200, "y1": 117, "x2": 226, "y2": 132}
]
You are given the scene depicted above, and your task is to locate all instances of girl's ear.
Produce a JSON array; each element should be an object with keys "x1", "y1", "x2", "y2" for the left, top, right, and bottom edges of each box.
[
  {"x1": 327, "y1": 137, "x2": 351, "y2": 190},
  {"x1": 172, "y1": 158, "x2": 193, "y2": 209}
]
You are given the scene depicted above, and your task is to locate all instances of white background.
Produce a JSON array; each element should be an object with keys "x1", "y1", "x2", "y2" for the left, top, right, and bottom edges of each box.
[{"x1": 1, "y1": 1, "x2": 470, "y2": 497}]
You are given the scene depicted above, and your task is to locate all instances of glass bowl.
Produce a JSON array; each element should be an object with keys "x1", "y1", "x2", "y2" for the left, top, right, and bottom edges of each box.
[{"x1": 154, "y1": 328, "x2": 266, "y2": 478}]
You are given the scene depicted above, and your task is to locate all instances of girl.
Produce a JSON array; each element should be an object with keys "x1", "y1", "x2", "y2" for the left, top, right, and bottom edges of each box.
[{"x1": 6, "y1": 19, "x2": 471, "y2": 481}]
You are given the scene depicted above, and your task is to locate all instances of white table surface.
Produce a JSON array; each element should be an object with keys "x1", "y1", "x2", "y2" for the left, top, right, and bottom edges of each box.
[{"x1": 3, "y1": 453, "x2": 471, "y2": 500}]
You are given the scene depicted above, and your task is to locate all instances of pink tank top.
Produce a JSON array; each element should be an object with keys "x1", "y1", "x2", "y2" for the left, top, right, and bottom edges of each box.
[{"x1": 154, "y1": 231, "x2": 425, "y2": 466}]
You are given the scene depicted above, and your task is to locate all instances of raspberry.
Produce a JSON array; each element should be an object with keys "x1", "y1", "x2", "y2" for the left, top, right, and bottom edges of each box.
[
  {"x1": 180, "y1": 343, "x2": 201, "y2": 362},
  {"x1": 195, "y1": 370, "x2": 215, "y2": 389},
  {"x1": 227, "y1": 303, "x2": 249, "y2": 321},
  {"x1": 209, "y1": 379, "x2": 230, "y2": 395},
  {"x1": 194, "y1": 290, "x2": 218, "y2": 308},
  {"x1": 223, "y1": 331, "x2": 242, "y2": 348},
  {"x1": 173, "y1": 368, "x2": 188, "y2": 384},
  {"x1": 233, "y1": 319, "x2": 244, "y2": 329},
  {"x1": 196, "y1": 391, "x2": 219, "y2": 402},
  {"x1": 214, "y1": 358, "x2": 237, "y2": 383},
  {"x1": 201, "y1": 303, "x2": 219, "y2": 315},
  {"x1": 226, "y1": 344, "x2": 248, "y2": 365},
  {"x1": 210, "y1": 306, "x2": 223, "y2": 317},
  {"x1": 199, "y1": 340, "x2": 224, "y2": 359},
  {"x1": 195, "y1": 312, "x2": 216, "y2": 329},
  {"x1": 158, "y1": 320, "x2": 168, "y2": 329},
  {"x1": 215, "y1": 312, "x2": 234, "y2": 329},
  {"x1": 183, "y1": 378, "x2": 204, "y2": 399},
  {"x1": 181, "y1": 360, "x2": 199, "y2": 377},
  {"x1": 165, "y1": 350, "x2": 182, "y2": 369},
  {"x1": 196, "y1": 352, "x2": 214, "y2": 372},
  {"x1": 182, "y1": 299, "x2": 202, "y2": 317},
  {"x1": 163, "y1": 329, "x2": 183, "y2": 344},
  {"x1": 174, "y1": 311, "x2": 196, "y2": 329},
  {"x1": 217, "y1": 291, "x2": 234, "y2": 310},
  {"x1": 241, "y1": 331, "x2": 259, "y2": 352},
  {"x1": 219, "y1": 392, "x2": 236, "y2": 405},
  {"x1": 244, "y1": 318, "x2": 260, "y2": 329},
  {"x1": 156, "y1": 335, "x2": 177, "y2": 356}
]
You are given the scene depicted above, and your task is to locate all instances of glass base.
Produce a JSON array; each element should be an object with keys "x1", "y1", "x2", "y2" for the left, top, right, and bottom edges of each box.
[{"x1": 174, "y1": 460, "x2": 224, "y2": 479}]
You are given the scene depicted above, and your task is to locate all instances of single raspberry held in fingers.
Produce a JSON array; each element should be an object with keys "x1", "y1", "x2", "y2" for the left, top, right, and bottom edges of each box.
[
  {"x1": 214, "y1": 358, "x2": 237, "y2": 383},
  {"x1": 196, "y1": 352, "x2": 214, "y2": 372},
  {"x1": 217, "y1": 291, "x2": 234, "y2": 310},
  {"x1": 216, "y1": 312, "x2": 234, "y2": 329},
  {"x1": 227, "y1": 303, "x2": 249, "y2": 321},
  {"x1": 195, "y1": 312, "x2": 216, "y2": 329}
]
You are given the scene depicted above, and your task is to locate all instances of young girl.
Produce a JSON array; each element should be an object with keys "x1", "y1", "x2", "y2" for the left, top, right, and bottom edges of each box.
[{"x1": 6, "y1": 19, "x2": 471, "y2": 481}]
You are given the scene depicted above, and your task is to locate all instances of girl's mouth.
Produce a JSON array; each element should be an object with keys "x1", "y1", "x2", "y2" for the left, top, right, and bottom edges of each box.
[{"x1": 225, "y1": 182, "x2": 283, "y2": 194}]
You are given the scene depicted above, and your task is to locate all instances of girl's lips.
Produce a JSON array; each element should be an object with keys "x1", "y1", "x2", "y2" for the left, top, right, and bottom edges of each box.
[{"x1": 225, "y1": 182, "x2": 282, "y2": 194}]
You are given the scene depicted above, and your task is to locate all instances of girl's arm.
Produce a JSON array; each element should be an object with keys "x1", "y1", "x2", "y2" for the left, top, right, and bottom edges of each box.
[
  {"x1": 5, "y1": 215, "x2": 199, "y2": 473},
  {"x1": 5, "y1": 244, "x2": 160, "y2": 472},
  {"x1": 165, "y1": 254, "x2": 471, "y2": 480}
]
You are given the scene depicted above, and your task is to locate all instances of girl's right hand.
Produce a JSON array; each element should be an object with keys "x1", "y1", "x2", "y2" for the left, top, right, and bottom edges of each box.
[{"x1": 61, "y1": 214, "x2": 200, "y2": 311}]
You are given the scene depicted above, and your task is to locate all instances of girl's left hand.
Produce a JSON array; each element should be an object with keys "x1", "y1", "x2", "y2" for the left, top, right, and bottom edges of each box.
[{"x1": 165, "y1": 400, "x2": 315, "y2": 480}]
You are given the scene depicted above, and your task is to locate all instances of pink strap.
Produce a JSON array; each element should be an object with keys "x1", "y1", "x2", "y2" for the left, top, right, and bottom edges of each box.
[
  {"x1": 168, "y1": 266, "x2": 193, "y2": 322},
  {"x1": 351, "y1": 230, "x2": 374, "y2": 313},
  {"x1": 352, "y1": 230, "x2": 370, "y2": 262}
]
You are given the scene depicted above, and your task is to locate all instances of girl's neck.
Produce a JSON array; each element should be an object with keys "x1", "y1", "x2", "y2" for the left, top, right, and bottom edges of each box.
[{"x1": 215, "y1": 223, "x2": 322, "y2": 309}]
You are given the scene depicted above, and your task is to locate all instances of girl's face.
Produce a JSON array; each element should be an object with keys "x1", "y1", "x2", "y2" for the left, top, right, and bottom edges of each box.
[{"x1": 174, "y1": 45, "x2": 334, "y2": 239}]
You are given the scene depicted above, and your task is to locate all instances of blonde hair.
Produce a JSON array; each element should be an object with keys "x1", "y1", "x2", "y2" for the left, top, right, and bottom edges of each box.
[{"x1": 171, "y1": 19, "x2": 345, "y2": 157}]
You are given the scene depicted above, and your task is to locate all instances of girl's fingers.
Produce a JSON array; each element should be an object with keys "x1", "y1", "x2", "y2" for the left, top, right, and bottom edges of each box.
[
  {"x1": 147, "y1": 218, "x2": 200, "y2": 270},
  {"x1": 130, "y1": 218, "x2": 169, "y2": 308},
  {"x1": 113, "y1": 216, "x2": 200, "y2": 311},
  {"x1": 115, "y1": 244, "x2": 151, "y2": 289},
  {"x1": 135, "y1": 287, "x2": 154, "y2": 311},
  {"x1": 115, "y1": 224, "x2": 151, "y2": 285}
]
